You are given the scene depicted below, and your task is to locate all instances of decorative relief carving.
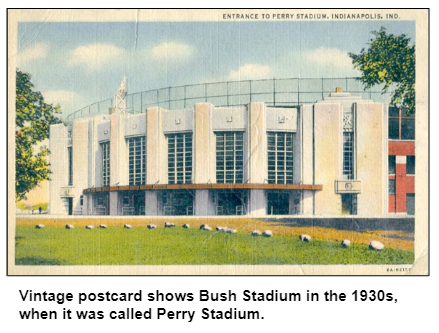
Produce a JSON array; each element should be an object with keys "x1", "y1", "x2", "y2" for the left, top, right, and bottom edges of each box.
[{"x1": 343, "y1": 114, "x2": 353, "y2": 132}]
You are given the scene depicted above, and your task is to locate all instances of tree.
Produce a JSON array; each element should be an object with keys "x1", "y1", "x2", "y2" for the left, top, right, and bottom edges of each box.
[
  {"x1": 349, "y1": 27, "x2": 415, "y2": 114},
  {"x1": 15, "y1": 69, "x2": 61, "y2": 201}
]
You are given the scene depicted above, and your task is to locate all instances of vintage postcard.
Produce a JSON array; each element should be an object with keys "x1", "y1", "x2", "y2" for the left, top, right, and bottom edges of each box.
[{"x1": 7, "y1": 9, "x2": 429, "y2": 275}]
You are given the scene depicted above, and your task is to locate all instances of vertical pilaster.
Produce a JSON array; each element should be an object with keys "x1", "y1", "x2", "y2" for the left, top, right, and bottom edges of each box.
[
  {"x1": 249, "y1": 189, "x2": 266, "y2": 216},
  {"x1": 72, "y1": 119, "x2": 91, "y2": 215},
  {"x1": 145, "y1": 191, "x2": 158, "y2": 216},
  {"x1": 193, "y1": 103, "x2": 215, "y2": 183},
  {"x1": 146, "y1": 107, "x2": 167, "y2": 184},
  {"x1": 356, "y1": 102, "x2": 385, "y2": 215},
  {"x1": 82, "y1": 194, "x2": 89, "y2": 215},
  {"x1": 195, "y1": 190, "x2": 212, "y2": 215},
  {"x1": 49, "y1": 124, "x2": 69, "y2": 215},
  {"x1": 313, "y1": 103, "x2": 342, "y2": 216},
  {"x1": 247, "y1": 103, "x2": 267, "y2": 183},
  {"x1": 109, "y1": 192, "x2": 118, "y2": 215},
  {"x1": 293, "y1": 107, "x2": 302, "y2": 185},
  {"x1": 302, "y1": 190, "x2": 314, "y2": 215},
  {"x1": 300, "y1": 104, "x2": 314, "y2": 185},
  {"x1": 110, "y1": 113, "x2": 127, "y2": 186}
]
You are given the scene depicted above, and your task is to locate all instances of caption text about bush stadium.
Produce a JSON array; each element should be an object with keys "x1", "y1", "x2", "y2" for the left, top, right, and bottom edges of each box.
[{"x1": 18, "y1": 289, "x2": 398, "y2": 321}]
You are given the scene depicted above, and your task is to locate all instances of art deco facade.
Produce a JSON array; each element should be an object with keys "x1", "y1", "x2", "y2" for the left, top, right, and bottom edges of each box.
[{"x1": 49, "y1": 88, "x2": 395, "y2": 217}]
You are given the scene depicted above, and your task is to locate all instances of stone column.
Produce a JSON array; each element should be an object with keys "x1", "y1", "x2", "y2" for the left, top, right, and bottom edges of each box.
[
  {"x1": 313, "y1": 103, "x2": 342, "y2": 216},
  {"x1": 109, "y1": 192, "x2": 118, "y2": 215},
  {"x1": 356, "y1": 102, "x2": 385, "y2": 216},
  {"x1": 72, "y1": 119, "x2": 92, "y2": 215},
  {"x1": 145, "y1": 191, "x2": 158, "y2": 216},
  {"x1": 249, "y1": 189, "x2": 266, "y2": 217},
  {"x1": 247, "y1": 102, "x2": 267, "y2": 183},
  {"x1": 195, "y1": 190, "x2": 210, "y2": 215},
  {"x1": 146, "y1": 107, "x2": 167, "y2": 184},
  {"x1": 49, "y1": 124, "x2": 69, "y2": 215},
  {"x1": 193, "y1": 103, "x2": 215, "y2": 183}
]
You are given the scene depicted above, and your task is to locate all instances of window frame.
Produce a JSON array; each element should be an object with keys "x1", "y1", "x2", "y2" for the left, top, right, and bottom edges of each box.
[
  {"x1": 215, "y1": 131, "x2": 244, "y2": 184},
  {"x1": 406, "y1": 155, "x2": 415, "y2": 175},
  {"x1": 389, "y1": 155, "x2": 396, "y2": 175},
  {"x1": 127, "y1": 136, "x2": 146, "y2": 185},
  {"x1": 167, "y1": 132, "x2": 193, "y2": 185},
  {"x1": 101, "y1": 141, "x2": 110, "y2": 187},
  {"x1": 267, "y1": 132, "x2": 294, "y2": 184},
  {"x1": 68, "y1": 146, "x2": 73, "y2": 186},
  {"x1": 343, "y1": 132, "x2": 354, "y2": 180},
  {"x1": 389, "y1": 179, "x2": 396, "y2": 195},
  {"x1": 389, "y1": 107, "x2": 415, "y2": 141}
]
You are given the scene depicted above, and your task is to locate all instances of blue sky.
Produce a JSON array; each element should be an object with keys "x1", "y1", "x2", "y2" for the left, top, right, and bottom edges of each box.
[{"x1": 16, "y1": 20, "x2": 415, "y2": 117}]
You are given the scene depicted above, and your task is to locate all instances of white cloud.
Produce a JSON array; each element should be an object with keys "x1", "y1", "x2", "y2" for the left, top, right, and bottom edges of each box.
[
  {"x1": 150, "y1": 42, "x2": 194, "y2": 61},
  {"x1": 228, "y1": 63, "x2": 272, "y2": 81},
  {"x1": 68, "y1": 44, "x2": 125, "y2": 70},
  {"x1": 306, "y1": 47, "x2": 351, "y2": 68},
  {"x1": 18, "y1": 43, "x2": 50, "y2": 63},
  {"x1": 42, "y1": 90, "x2": 80, "y2": 105}
]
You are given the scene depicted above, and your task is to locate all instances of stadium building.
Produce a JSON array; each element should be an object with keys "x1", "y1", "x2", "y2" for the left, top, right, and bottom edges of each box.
[{"x1": 48, "y1": 79, "x2": 413, "y2": 217}]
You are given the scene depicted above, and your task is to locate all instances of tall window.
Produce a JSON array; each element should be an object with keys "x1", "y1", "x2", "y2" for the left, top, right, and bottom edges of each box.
[
  {"x1": 389, "y1": 179, "x2": 396, "y2": 195},
  {"x1": 343, "y1": 132, "x2": 354, "y2": 180},
  {"x1": 389, "y1": 107, "x2": 415, "y2": 140},
  {"x1": 128, "y1": 136, "x2": 146, "y2": 185},
  {"x1": 389, "y1": 155, "x2": 396, "y2": 174},
  {"x1": 407, "y1": 155, "x2": 415, "y2": 175},
  {"x1": 167, "y1": 133, "x2": 192, "y2": 184},
  {"x1": 267, "y1": 132, "x2": 294, "y2": 184},
  {"x1": 216, "y1": 132, "x2": 244, "y2": 184},
  {"x1": 68, "y1": 147, "x2": 73, "y2": 186},
  {"x1": 407, "y1": 194, "x2": 415, "y2": 215},
  {"x1": 101, "y1": 142, "x2": 110, "y2": 186}
]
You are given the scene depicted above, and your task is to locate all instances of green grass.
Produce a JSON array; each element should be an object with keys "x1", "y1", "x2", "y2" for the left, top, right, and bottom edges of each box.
[{"x1": 15, "y1": 226, "x2": 414, "y2": 265}]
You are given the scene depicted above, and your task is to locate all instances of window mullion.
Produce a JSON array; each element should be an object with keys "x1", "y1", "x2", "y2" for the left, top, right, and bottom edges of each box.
[
  {"x1": 223, "y1": 133, "x2": 226, "y2": 183},
  {"x1": 183, "y1": 134, "x2": 186, "y2": 183},
  {"x1": 275, "y1": 133, "x2": 278, "y2": 184},
  {"x1": 285, "y1": 133, "x2": 288, "y2": 184},
  {"x1": 233, "y1": 133, "x2": 236, "y2": 183}
]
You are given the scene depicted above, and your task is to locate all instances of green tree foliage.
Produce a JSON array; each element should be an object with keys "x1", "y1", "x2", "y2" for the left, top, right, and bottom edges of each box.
[
  {"x1": 349, "y1": 27, "x2": 415, "y2": 114},
  {"x1": 15, "y1": 69, "x2": 61, "y2": 201}
]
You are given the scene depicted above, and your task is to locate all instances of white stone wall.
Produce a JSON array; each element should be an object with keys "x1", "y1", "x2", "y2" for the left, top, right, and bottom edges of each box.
[
  {"x1": 71, "y1": 118, "x2": 92, "y2": 214},
  {"x1": 49, "y1": 93, "x2": 386, "y2": 217},
  {"x1": 49, "y1": 124, "x2": 69, "y2": 215}
]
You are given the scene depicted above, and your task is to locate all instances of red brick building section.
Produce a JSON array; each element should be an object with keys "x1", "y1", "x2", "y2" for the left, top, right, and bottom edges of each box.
[{"x1": 388, "y1": 107, "x2": 415, "y2": 215}]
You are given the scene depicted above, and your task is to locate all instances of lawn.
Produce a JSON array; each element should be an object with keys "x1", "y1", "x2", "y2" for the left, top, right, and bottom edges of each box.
[{"x1": 15, "y1": 225, "x2": 414, "y2": 265}]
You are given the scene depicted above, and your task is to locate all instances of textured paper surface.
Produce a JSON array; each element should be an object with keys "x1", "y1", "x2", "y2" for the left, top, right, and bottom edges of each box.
[{"x1": 7, "y1": 9, "x2": 429, "y2": 275}]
